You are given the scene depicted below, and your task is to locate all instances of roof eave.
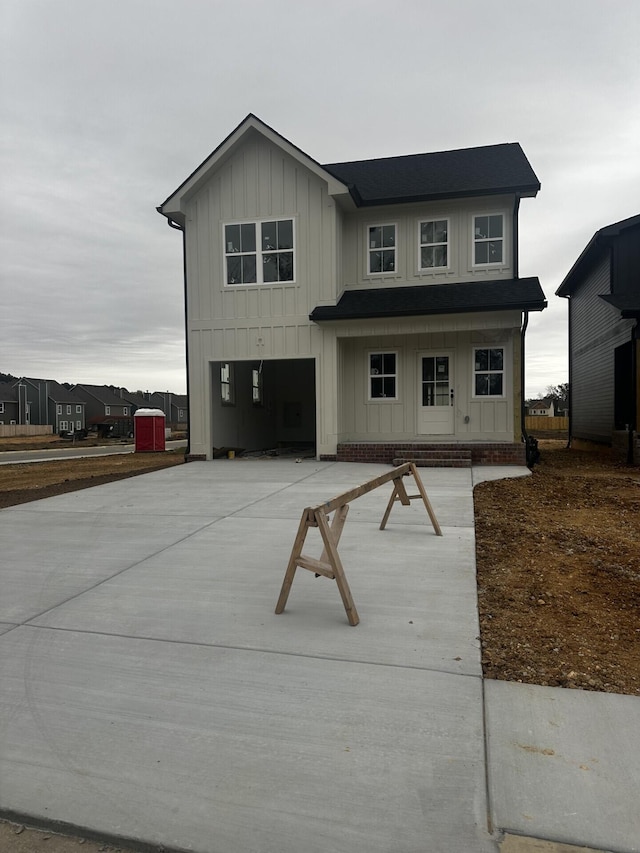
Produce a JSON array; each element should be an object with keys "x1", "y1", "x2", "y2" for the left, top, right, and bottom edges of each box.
[
  {"x1": 310, "y1": 299, "x2": 547, "y2": 323},
  {"x1": 351, "y1": 183, "x2": 540, "y2": 208}
]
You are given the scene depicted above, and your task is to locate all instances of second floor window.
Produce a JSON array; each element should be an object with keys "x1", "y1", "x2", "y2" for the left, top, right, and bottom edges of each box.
[
  {"x1": 105, "y1": 406, "x2": 111, "y2": 415},
  {"x1": 225, "y1": 219, "x2": 294, "y2": 285},
  {"x1": 419, "y1": 219, "x2": 448, "y2": 269},
  {"x1": 123, "y1": 407, "x2": 128, "y2": 415},
  {"x1": 66, "y1": 405, "x2": 72, "y2": 414},
  {"x1": 76, "y1": 405, "x2": 82, "y2": 413},
  {"x1": 57, "y1": 404, "x2": 62, "y2": 415},
  {"x1": 474, "y1": 215, "x2": 503, "y2": 265},
  {"x1": 368, "y1": 224, "x2": 395, "y2": 274}
]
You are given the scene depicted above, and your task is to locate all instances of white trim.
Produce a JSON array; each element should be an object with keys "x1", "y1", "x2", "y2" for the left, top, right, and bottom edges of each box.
[
  {"x1": 223, "y1": 217, "x2": 296, "y2": 287},
  {"x1": 366, "y1": 222, "x2": 397, "y2": 276},
  {"x1": 220, "y1": 362, "x2": 235, "y2": 406},
  {"x1": 471, "y1": 345, "x2": 507, "y2": 399},
  {"x1": 366, "y1": 350, "x2": 399, "y2": 402},
  {"x1": 76, "y1": 405, "x2": 82, "y2": 413},
  {"x1": 417, "y1": 216, "x2": 450, "y2": 273},
  {"x1": 471, "y1": 212, "x2": 506, "y2": 268}
]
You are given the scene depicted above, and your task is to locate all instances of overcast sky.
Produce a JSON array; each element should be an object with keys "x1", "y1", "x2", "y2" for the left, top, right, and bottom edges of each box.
[{"x1": 1, "y1": 0, "x2": 639, "y2": 397}]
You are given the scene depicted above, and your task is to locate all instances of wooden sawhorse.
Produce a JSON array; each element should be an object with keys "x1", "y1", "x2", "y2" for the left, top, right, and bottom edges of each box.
[{"x1": 275, "y1": 462, "x2": 442, "y2": 626}]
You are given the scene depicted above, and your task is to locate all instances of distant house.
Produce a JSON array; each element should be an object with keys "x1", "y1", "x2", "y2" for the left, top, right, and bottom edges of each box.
[
  {"x1": 13, "y1": 378, "x2": 86, "y2": 432},
  {"x1": 0, "y1": 382, "x2": 18, "y2": 424},
  {"x1": 157, "y1": 114, "x2": 546, "y2": 463},
  {"x1": 149, "y1": 392, "x2": 188, "y2": 427},
  {"x1": 527, "y1": 398, "x2": 555, "y2": 417},
  {"x1": 72, "y1": 384, "x2": 133, "y2": 436},
  {"x1": 556, "y1": 213, "x2": 640, "y2": 462}
]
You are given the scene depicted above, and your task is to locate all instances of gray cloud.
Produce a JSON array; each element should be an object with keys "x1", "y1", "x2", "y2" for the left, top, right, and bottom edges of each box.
[{"x1": 2, "y1": 0, "x2": 639, "y2": 396}]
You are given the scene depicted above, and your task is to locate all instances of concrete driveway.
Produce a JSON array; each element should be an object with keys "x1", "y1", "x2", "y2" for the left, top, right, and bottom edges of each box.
[{"x1": 0, "y1": 459, "x2": 638, "y2": 853}]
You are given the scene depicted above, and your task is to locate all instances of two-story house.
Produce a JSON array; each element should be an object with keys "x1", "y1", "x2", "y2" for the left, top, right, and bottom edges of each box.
[
  {"x1": 527, "y1": 399, "x2": 555, "y2": 417},
  {"x1": 149, "y1": 392, "x2": 188, "y2": 428},
  {"x1": 556, "y1": 213, "x2": 640, "y2": 463},
  {"x1": 0, "y1": 382, "x2": 19, "y2": 425},
  {"x1": 72, "y1": 384, "x2": 134, "y2": 436},
  {"x1": 157, "y1": 115, "x2": 546, "y2": 463},
  {"x1": 14, "y1": 378, "x2": 86, "y2": 433}
]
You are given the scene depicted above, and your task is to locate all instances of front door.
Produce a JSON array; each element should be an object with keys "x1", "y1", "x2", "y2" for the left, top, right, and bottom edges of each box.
[{"x1": 417, "y1": 352, "x2": 454, "y2": 434}]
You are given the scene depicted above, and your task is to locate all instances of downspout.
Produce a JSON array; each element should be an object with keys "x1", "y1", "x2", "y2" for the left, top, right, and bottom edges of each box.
[
  {"x1": 521, "y1": 311, "x2": 529, "y2": 442},
  {"x1": 163, "y1": 213, "x2": 191, "y2": 459},
  {"x1": 513, "y1": 194, "x2": 528, "y2": 442}
]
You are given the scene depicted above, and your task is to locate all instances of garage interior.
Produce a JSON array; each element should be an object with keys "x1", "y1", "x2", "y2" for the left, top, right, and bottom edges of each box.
[{"x1": 211, "y1": 359, "x2": 316, "y2": 458}]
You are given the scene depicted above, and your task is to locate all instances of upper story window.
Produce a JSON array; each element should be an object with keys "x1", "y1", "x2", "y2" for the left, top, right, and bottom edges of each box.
[
  {"x1": 105, "y1": 406, "x2": 111, "y2": 415},
  {"x1": 473, "y1": 347, "x2": 504, "y2": 397},
  {"x1": 368, "y1": 352, "x2": 398, "y2": 400},
  {"x1": 368, "y1": 224, "x2": 396, "y2": 274},
  {"x1": 224, "y1": 219, "x2": 294, "y2": 285},
  {"x1": 57, "y1": 404, "x2": 62, "y2": 415},
  {"x1": 123, "y1": 407, "x2": 128, "y2": 416},
  {"x1": 76, "y1": 405, "x2": 82, "y2": 413},
  {"x1": 419, "y1": 219, "x2": 449, "y2": 269},
  {"x1": 0, "y1": 403, "x2": 4, "y2": 414},
  {"x1": 473, "y1": 215, "x2": 503, "y2": 265},
  {"x1": 66, "y1": 404, "x2": 72, "y2": 414}
]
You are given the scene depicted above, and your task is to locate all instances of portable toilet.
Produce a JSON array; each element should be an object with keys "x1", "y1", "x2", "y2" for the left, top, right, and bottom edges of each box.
[{"x1": 134, "y1": 408, "x2": 166, "y2": 452}]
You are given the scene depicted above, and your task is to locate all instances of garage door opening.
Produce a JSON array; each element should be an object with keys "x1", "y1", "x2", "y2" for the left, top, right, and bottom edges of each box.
[{"x1": 211, "y1": 359, "x2": 316, "y2": 458}]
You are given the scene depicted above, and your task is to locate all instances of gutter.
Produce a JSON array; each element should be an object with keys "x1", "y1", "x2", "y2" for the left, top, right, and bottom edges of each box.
[{"x1": 160, "y1": 210, "x2": 191, "y2": 459}]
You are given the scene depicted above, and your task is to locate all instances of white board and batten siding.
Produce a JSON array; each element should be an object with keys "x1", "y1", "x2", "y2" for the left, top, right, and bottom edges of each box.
[
  {"x1": 183, "y1": 134, "x2": 341, "y2": 458},
  {"x1": 338, "y1": 315, "x2": 521, "y2": 444}
]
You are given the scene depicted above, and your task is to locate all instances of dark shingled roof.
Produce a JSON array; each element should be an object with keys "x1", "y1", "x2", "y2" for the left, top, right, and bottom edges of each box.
[
  {"x1": 310, "y1": 278, "x2": 546, "y2": 322},
  {"x1": 556, "y1": 213, "x2": 640, "y2": 297},
  {"x1": 322, "y1": 143, "x2": 540, "y2": 206}
]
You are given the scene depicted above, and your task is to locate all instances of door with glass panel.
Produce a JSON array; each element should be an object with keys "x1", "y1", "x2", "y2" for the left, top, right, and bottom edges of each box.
[{"x1": 417, "y1": 352, "x2": 454, "y2": 434}]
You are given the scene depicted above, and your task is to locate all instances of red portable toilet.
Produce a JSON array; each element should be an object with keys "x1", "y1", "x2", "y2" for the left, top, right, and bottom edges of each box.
[{"x1": 134, "y1": 408, "x2": 166, "y2": 452}]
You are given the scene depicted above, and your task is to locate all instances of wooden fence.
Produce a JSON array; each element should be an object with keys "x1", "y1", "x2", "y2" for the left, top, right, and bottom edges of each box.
[
  {"x1": 525, "y1": 416, "x2": 568, "y2": 432},
  {"x1": 0, "y1": 425, "x2": 53, "y2": 438}
]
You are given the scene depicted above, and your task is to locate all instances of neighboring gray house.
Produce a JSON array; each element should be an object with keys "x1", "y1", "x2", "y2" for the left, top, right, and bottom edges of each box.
[
  {"x1": 0, "y1": 382, "x2": 18, "y2": 424},
  {"x1": 13, "y1": 378, "x2": 86, "y2": 432},
  {"x1": 158, "y1": 114, "x2": 546, "y2": 463},
  {"x1": 556, "y1": 213, "x2": 640, "y2": 463},
  {"x1": 72, "y1": 384, "x2": 134, "y2": 434},
  {"x1": 149, "y1": 392, "x2": 188, "y2": 427}
]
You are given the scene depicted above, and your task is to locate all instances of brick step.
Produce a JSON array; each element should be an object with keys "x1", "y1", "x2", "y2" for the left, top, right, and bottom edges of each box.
[{"x1": 393, "y1": 451, "x2": 472, "y2": 468}]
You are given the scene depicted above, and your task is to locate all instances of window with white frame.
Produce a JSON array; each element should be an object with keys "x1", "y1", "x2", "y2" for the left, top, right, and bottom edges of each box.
[
  {"x1": 473, "y1": 214, "x2": 503, "y2": 265},
  {"x1": 419, "y1": 219, "x2": 448, "y2": 269},
  {"x1": 57, "y1": 404, "x2": 62, "y2": 415},
  {"x1": 59, "y1": 420, "x2": 68, "y2": 431},
  {"x1": 76, "y1": 421, "x2": 81, "y2": 430},
  {"x1": 224, "y1": 219, "x2": 294, "y2": 285},
  {"x1": 76, "y1": 405, "x2": 82, "y2": 413},
  {"x1": 368, "y1": 352, "x2": 398, "y2": 400},
  {"x1": 66, "y1": 405, "x2": 71, "y2": 414},
  {"x1": 123, "y1": 407, "x2": 128, "y2": 415},
  {"x1": 252, "y1": 366, "x2": 263, "y2": 406},
  {"x1": 368, "y1": 224, "x2": 396, "y2": 274},
  {"x1": 220, "y1": 363, "x2": 234, "y2": 405},
  {"x1": 473, "y1": 347, "x2": 505, "y2": 396},
  {"x1": 105, "y1": 406, "x2": 111, "y2": 415},
  {"x1": 0, "y1": 403, "x2": 4, "y2": 414}
]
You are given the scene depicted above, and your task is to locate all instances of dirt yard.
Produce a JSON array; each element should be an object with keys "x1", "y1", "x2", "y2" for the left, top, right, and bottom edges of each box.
[{"x1": 475, "y1": 440, "x2": 640, "y2": 696}]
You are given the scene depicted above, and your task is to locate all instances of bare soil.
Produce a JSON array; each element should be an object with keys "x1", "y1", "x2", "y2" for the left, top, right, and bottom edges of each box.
[
  {"x1": 475, "y1": 440, "x2": 640, "y2": 696},
  {"x1": 0, "y1": 448, "x2": 185, "y2": 509}
]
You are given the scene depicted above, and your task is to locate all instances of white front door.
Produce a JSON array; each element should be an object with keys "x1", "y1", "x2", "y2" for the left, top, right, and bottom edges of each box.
[{"x1": 417, "y1": 352, "x2": 455, "y2": 434}]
